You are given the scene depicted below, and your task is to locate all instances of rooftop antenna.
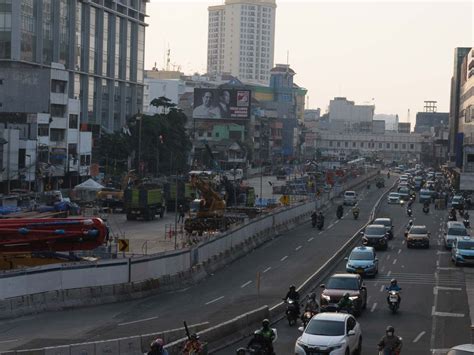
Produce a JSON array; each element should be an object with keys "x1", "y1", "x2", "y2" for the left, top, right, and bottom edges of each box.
[
  {"x1": 424, "y1": 100, "x2": 437, "y2": 113},
  {"x1": 166, "y1": 45, "x2": 171, "y2": 71},
  {"x1": 407, "y1": 109, "x2": 410, "y2": 123}
]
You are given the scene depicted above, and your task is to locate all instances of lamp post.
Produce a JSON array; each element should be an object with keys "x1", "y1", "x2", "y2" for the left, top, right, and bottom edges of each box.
[
  {"x1": 26, "y1": 154, "x2": 31, "y2": 192},
  {"x1": 136, "y1": 111, "x2": 143, "y2": 174}
]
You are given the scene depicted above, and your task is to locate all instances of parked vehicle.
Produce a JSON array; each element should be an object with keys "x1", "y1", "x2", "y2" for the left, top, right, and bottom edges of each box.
[{"x1": 124, "y1": 184, "x2": 165, "y2": 221}]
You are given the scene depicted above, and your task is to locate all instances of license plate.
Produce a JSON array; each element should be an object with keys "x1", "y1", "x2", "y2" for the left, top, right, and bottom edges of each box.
[
  {"x1": 356, "y1": 268, "x2": 364, "y2": 274},
  {"x1": 389, "y1": 296, "x2": 398, "y2": 302}
]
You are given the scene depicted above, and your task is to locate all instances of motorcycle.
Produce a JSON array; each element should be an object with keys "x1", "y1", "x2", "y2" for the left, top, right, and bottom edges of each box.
[
  {"x1": 284, "y1": 298, "x2": 299, "y2": 326},
  {"x1": 448, "y1": 213, "x2": 457, "y2": 221},
  {"x1": 464, "y1": 219, "x2": 470, "y2": 228},
  {"x1": 353, "y1": 210, "x2": 359, "y2": 220},
  {"x1": 236, "y1": 328, "x2": 278, "y2": 355},
  {"x1": 367, "y1": 183, "x2": 371, "y2": 189},
  {"x1": 378, "y1": 337, "x2": 403, "y2": 355},
  {"x1": 317, "y1": 220, "x2": 324, "y2": 230},
  {"x1": 407, "y1": 208, "x2": 412, "y2": 217},
  {"x1": 336, "y1": 208, "x2": 343, "y2": 219},
  {"x1": 387, "y1": 290, "x2": 401, "y2": 313},
  {"x1": 311, "y1": 216, "x2": 317, "y2": 228},
  {"x1": 423, "y1": 206, "x2": 429, "y2": 214},
  {"x1": 302, "y1": 309, "x2": 317, "y2": 328}
]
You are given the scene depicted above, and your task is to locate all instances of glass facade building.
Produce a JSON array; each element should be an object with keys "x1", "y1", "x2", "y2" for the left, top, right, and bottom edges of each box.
[{"x1": 0, "y1": 0, "x2": 147, "y2": 132}]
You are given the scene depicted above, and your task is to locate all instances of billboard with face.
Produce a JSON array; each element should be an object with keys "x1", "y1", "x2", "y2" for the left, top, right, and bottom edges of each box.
[{"x1": 193, "y1": 89, "x2": 251, "y2": 119}]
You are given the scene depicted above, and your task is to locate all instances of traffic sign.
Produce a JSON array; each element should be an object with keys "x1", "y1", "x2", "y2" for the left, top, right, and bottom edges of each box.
[{"x1": 118, "y1": 239, "x2": 129, "y2": 252}]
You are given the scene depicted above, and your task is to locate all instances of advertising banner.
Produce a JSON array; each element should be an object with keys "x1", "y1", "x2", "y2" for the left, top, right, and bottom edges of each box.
[{"x1": 193, "y1": 89, "x2": 251, "y2": 119}]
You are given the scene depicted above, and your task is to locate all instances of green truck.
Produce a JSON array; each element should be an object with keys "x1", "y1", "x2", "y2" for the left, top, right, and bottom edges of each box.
[{"x1": 124, "y1": 186, "x2": 166, "y2": 221}]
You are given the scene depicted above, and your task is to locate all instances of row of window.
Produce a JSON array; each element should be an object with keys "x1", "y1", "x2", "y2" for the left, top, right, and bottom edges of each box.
[{"x1": 327, "y1": 141, "x2": 416, "y2": 150}]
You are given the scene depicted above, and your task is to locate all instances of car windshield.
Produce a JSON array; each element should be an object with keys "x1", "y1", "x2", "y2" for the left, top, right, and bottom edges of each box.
[
  {"x1": 374, "y1": 219, "x2": 390, "y2": 227},
  {"x1": 345, "y1": 192, "x2": 355, "y2": 197},
  {"x1": 305, "y1": 319, "x2": 345, "y2": 336},
  {"x1": 326, "y1": 277, "x2": 359, "y2": 290},
  {"x1": 457, "y1": 241, "x2": 474, "y2": 250},
  {"x1": 448, "y1": 228, "x2": 468, "y2": 236},
  {"x1": 399, "y1": 188, "x2": 409, "y2": 193},
  {"x1": 453, "y1": 197, "x2": 463, "y2": 202},
  {"x1": 350, "y1": 251, "x2": 373, "y2": 260},
  {"x1": 365, "y1": 226, "x2": 386, "y2": 235},
  {"x1": 389, "y1": 193, "x2": 399, "y2": 197},
  {"x1": 410, "y1": 227, "x2": 427, "y2": 234}
]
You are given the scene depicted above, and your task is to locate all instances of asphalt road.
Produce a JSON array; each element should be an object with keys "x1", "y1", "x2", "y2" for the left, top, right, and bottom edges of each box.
[
  {"x1": 218, "y1": 190, "x2": 473, "y2": 354},
  {"x1": 0, "y1": 176, "x2": 393, "y2": 351}
]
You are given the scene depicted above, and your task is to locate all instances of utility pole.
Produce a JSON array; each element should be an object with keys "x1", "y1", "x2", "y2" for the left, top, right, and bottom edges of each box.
[
  {"x1": 137, "y1": 111, "x2": 143, "y2": 174},
  {"x1": 6, "y1": 129, "x2": 11, "y2": 194}
]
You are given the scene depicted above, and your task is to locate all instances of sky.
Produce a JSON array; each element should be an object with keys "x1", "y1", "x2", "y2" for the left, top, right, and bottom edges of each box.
[{"x1": 145, "y1": 0, "x2": 473, "y2": 122}]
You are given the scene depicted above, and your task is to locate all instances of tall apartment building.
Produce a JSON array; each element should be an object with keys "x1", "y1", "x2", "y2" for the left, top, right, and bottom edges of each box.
[
  {"x1": 0, "y1": 0, "x2": 148, "y2": 191},
  {"x1": 207, "y1": 0, "x2": 276, "y2": 84}
]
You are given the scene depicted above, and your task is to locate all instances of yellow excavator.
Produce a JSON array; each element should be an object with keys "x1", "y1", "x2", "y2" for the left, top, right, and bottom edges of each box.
[{"x1": 96, "y1": 170, "x2": 138, "y2": 209}]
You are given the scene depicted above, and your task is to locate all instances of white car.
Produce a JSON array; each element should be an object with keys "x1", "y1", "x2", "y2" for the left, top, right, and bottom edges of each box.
[
  {"x1": 295, "y1": 312, "x2": 362, "y2": 355},
  {"x1": 387, "y1": 192, "x2": 401, "y2": 204},
  {"x1": 343, "y1": 191, "x2": 357, "y2": 206}
]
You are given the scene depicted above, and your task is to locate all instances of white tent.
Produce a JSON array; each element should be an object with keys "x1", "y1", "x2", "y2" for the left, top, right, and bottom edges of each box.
[{"x1": 73, "y1": 179, "x2": 104, "y2": 202}]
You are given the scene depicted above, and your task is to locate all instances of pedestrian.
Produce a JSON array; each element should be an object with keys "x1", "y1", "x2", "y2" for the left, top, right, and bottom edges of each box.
[{"x1": 178, "y1": 204, "x2": 185, "y2": 223}]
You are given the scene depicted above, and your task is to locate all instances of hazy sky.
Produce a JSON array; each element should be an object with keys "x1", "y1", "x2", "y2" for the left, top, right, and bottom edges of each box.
[{"x1": 145, "y1": 0, "x2": 473, "y2": 122}]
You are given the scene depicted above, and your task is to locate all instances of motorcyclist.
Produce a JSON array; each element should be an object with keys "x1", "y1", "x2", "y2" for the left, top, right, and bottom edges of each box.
[
  {"x1": 284, "y1": 285, "x2": 300, "y2": 314},
  {"x1": 423, "y1": 201, "x2": 430, "y2": 213},
  {"x1": 182, "y1": 334, "x2": 203, "y2": 355},
  {"x1": 148, "y1": 338, "x2": 169, "y2": 355},
  {"x1": 406, "y1": 205, "x2": 412, "y2": 217},
  {"x1": 378, "y1": 325, "x2": 403, "y2": 355},
  {"x1": 352, "y1": 205, "x2": 360, "y2": 218},
  {"x1": 337, "y1": 292, "x2": 353, "y2": 312},
  {"x1": 304, "y1": 292, "x2": 320, "y2": 313},
  {"x1": 259, "y1": 319, "x2": 276, "y2": 354},
  {"x1": 317, "y1": 211, "x2": 325, "y2": 225},
  {"x1": 385, "y1": 279, "x2": 402, "y2": 305},
  {"x1": 246, "y1": 330, "x2": 269, "y2": 353},
  {"x1": 407, "y1": 198, "x2": 414, "y2": 208},
  {"x1": 404, "y1": 220, "x2": 413, "y2": 238},
  {"x1": 311, "y1": 210, "x2": 318, "y2": 227},
  {"x1": 464, "y1": 211, "x2": 470, "y2": 220},
  {"x1": 449, "y1": 208, "x2": 457, "y2": 221},
  {"x1": 387, "y1": 171, "x2": 390, "y2": 179},
  {"x1": 337, "y1": 205, "x2": 344, "y2": 218}
]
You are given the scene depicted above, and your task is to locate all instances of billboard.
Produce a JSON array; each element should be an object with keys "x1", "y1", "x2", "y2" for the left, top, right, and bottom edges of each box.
[{"x1": 193, "y1": 89, "x2": 250, "y2": 119}]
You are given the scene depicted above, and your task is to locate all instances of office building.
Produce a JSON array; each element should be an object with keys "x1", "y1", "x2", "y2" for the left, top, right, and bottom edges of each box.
[{"x1": 207, "y1": 0, "x2": 276, "y2": 84}]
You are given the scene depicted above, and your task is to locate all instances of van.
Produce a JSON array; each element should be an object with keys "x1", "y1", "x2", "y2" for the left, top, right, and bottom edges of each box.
[
  {"x1": 343, "y1": 191, "x2": 357, "y2": 206},
  {"x1": 445, "y1": 221, "x2": 469, "y2": 249}
]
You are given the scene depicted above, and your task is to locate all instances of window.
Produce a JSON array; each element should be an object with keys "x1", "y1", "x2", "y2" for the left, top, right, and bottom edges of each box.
[
  {"x1": 38, "y1": 124, "x2": 49, "y2": 136},
  {"x1": 51, "y1": 104, "x2": 66, "y2": 117},
  {"x1": 215, "y1": 132, "x2": 220, "y2": 138},
  {"x1": 69, "y1": 114, "x2": 78, "y2": 129},
  {"x1": 80, "y1": 154, "x2": 91, "y2": 166},
  {"x1": 394, "y1": 143, "x2": 398, "y2": 149},
  {"x1": 337, "y1": 141, "x2": 340, "y2": 147},
  {"x1": 50, "y1": 128, "x2": 65, "y2": 142},
  {"x1": 386, "y1": 143, "x2": 391, "y2": 149},
  {"x1": 379, "y1": 143, "x2": 382, "y2": 148},
  {"x1": 329, "y1": 141, "x2": 333, "y2": 147},
  {"x1": 51, "y1": 80, "x2": 67, "y2": 93},
  {"x1": 360, "y1": 142, "x2": 364, "y2": 148},
  {"x1": 402, "y1": 143, "x2": 406, "y2": 149},
  {"x1": 345, "y1": 142, "x2": 348, "y2": 148},
  {"x1": 410, "y1": 144, "x2": 414, "y2": 150},
  {"x1": 352, "y1": 142, "x2": 356, "y2": 148}
]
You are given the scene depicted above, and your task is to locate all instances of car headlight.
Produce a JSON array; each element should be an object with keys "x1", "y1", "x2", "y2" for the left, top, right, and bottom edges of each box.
[
  {"x1": 347, "y1": 264, "x2": 354, "y2": 268},
  {"x1": 349, "y1": 296, "x2": 359, "y2": 300},
  {"x1": 321, "y1": 294, "x2": 331, "y2": 301}
]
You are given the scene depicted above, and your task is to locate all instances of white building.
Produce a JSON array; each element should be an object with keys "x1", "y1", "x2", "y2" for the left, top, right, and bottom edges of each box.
[
  {"x1": 207, "y1": 0, "x2": 277, "y2": 84},
  {"x1": 329, "y1": 97, "x2": 374, "y2": 123}
]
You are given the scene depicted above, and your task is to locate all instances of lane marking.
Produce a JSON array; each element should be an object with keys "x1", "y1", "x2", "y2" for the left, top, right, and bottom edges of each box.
[
  {"x1": 318, "y1": 231, "x2": 323, "y2": 235},
  {"x1": 437, "y1": 251, "x2": 450, "y2": 255},
  {"x1": 436, "y1": 260, "x2": 439, "y2": 267},
  {"x1": 432, "y1": 311, "x2": 465, "y2": 317},
  {"x1": 402, "y1": 240, "x2": 405, "y2": 245},
  {"x1": 387, "y1": 271, "x2": 392, "y2": 276},
  {"x1": 118, "y1": 316, "x2": 158, "y2": 326},
  {"x1": 328, "y1": 224, "x2": 334, "y2": 229},
  {"x1": 241, "y1": 280, "x2": 252, "y2": 288},
  {"x1": 0, "y1": 339, "x2": 19, "y2": 344},
  {"x1": 281, "y1": 256, "x2": 288, "y2": 262},
  {"x1": 379, "y1": 285, "x2": 385, "y2": 292},
  {"x1": 434, "y1": 286, "x2": 462, "y2": 293},
  {"x1": 437, "y1": 267, "x2": 458, "y2": 271},
  {"x1": 263, "y1": 267, "x2": 271, "y2": 273},
  {"x1": 386, "y1": 255, "x2": 391, "y2": 260},
  {"x1": 371, "y1": 303, "x2": 377, "y2": 312},
  {"x1": 295, "y1": 245, "x2": 302, "y2": 251},
  {"x1": 335, "y1": 220, "x2": 340, "y2": 224},
  {"x1": 205, "y1": 296, "x2": 225, "y2": 305},
  {"x1": 308, "y1": 237, "x2": 314, "y2": 242},
  {"x1": 413, "y1": 331, "x2": 426, "y2": 343},
  {"x1": 393, "y1": 259, "x2": 397, "y2": 265},
  {"x1": 398, "y1": 249, "x2": 402, "y2": 254}
]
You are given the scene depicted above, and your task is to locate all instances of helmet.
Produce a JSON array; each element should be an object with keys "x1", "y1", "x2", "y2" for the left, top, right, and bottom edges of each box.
[
  {"x1": 343, "y1": 292, "x2": 350, "y2": 298},
  {"x1": 151, "y1": 338, "x2": 164, "y2": 349},
  {"x1": 390, "y1": 279, "x2": 397, "y2": 285},
  {"x1": 190, "y1": 333, "x2": 199, "y2": 340},
  {"x1": 309, "y1": 292, "x2": 316, "y2": 300},
  {"x1": 262, "y1": 319, "x2": 270, "y2": 327},
  {"x1": 289, "y1": 285, "x2": 296, "y2": 291},
  {"x1": 386, "y1": 325, "x2": 395, "y2": 333}
]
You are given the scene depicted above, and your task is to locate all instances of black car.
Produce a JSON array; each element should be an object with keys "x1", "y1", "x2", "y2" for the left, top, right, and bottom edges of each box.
[{"x1": 361, "y1": 224, "x2": 388, "y2": 250}]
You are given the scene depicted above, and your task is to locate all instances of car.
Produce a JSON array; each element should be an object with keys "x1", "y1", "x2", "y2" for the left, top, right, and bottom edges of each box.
[
  {"x1": 406, "y1": 225, "x2": 430, "y2": 248},
  {"x1": 452, "y1": 195, "x2": 465, "y2": 210},
  {"x1": 451, "y1": 237, "x2": 474, "y2": 266},
  {"x1": 361, "y1": 224, "x2": 388, "y2": 250},
  {"x1": 373, "y1": 217, "x2": 394, "y2": 239},
  {"x1": 295, "y1": 313, "x2": 362, "y2": 355},
  {"x1": 414, "y1": 176, "x2": 423, "y2": 190},
  {"x1": 445, "y1": 221, "x2": 469, "y2": 249},
  {"x1": 387, "y1": 192, "x2": 400, "y2": 204},
  {"x1": 320, "y1": 273, "x2": 367, "y2": 316},
  {"x1": 447, "y1": 344, "x2": 474, "y2": 355},
  {"x1": 345, "y1": 246, "x2": 378, "y2": 276},
  {"x1": 343, "y1": 191, "x2": 357, "y2": 206},
  {"x1": 419, "y1": 189, "x2": 433, "y2": 204},
  {"x1": 397, "y1": 186, "x2": 410, "y2": 201},
  {"x1": 399, "y1": 175, "x2": 408, "y2": 183},
  {"x1": 435, "y1": 172, "x2": 444, "y2": 180}
]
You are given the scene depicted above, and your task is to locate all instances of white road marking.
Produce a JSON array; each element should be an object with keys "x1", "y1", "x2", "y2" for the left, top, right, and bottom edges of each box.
[
  {"x1": 263, "y1": 267, "x2": 272, "y2": 273},
  {"x1": 205, "y1": 296, "x2": 225, "y2": 305},
  {"x1": 118, "y1": 316, "x2": 158, "y2": 326},
  {"x1": 371, "y1": 303, "x2": 377, "y2": 312},
  {"x1": 335, "y1": 220, "x2": 340, "y2": 224},
  {"x1": 402, "y1": 240, "x2": 405, "y2": 245},
  {"x1": 436, "y1": 260, "x2": 439, "y2": 267},
  {"x1": 380, "y1": 285, "x2": 385, "y2": 292},
  {"x1": 437, "y1": 251, "x2": 451, "y2": 255},
  {"x1": 308, "y1": 237, "x2": 314, "y2": 242},
  {"x1": 281, "y1": 255, "x2": 288, "y2": 261},
  {"x1": 318, "y1": 231, "x2": 323, "y2": 235},
  {"x1": 413, "y1": 331, "x2": 426, "y2": 343},
  {"x1": 434, "y1": 286, "x2": 462, "y2": 294},
  {"x1": 432, "y1": 311, "x2": 465, "y2": 317},
  {"x1": 437, "y1": 267, "x2": 458, "y2": 271},
  {"x1": 295, "y1": 245, "x2": 302, "y2": 251},
  {"x1": 386, "y1": 255, "x2": 391, "y2": 260},
  {"x1": 398, "y1": 249, "x2": 402, "y2": 254},
  {"x1": 387, "y1": 271, "x2": 392, "y2": 276},
  {"x1": 328, "y1": 224, "x2": 334, "y2": 229},
  {"x1": 393, "y1": 259, "x2": 397, "y2": 265},
  {"x1": 241, "y1": 280, "x2": 252, "y2": 288},
  {"x1": 0, "y1": 339, "x2": 19, "y2": 344}
]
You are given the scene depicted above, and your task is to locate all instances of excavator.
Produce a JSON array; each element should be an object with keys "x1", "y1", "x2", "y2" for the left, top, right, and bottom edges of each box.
[
  {"x1": 184, "y1": 175, "x2": 229, "y2": 235},
  {"x1": 0, "y1": 217, "x2": 109, "y2": 269},
  {"x1": 96, "y1": 170, "x2": 138, "y2": 209}
]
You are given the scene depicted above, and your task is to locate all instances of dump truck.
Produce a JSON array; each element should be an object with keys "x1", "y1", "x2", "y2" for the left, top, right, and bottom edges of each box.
[{"x1": 124, "y1": 184, "x2": 165, "y2": 221}]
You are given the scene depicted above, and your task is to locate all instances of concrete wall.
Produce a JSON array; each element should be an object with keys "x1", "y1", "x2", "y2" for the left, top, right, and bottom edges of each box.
[{"x1": 0, "y1": 170, "x2": 377, "y2": 319}]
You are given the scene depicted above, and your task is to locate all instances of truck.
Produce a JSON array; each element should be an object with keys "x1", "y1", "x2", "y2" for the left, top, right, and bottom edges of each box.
[{"x1": 124, "y1": 184, "x2": 166, "y2": 221}]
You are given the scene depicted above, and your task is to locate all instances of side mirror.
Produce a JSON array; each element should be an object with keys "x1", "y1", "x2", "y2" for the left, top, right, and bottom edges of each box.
[
  {"x1": 375, "y1": 258, "x2": 379, "y2": 262},
  {"x1": 344, "y1": 257, "x2": 348, "y2": 261},
  {"x1": 298, "y1": 326, "x2": 305, "y2": 332},
  {"x1": 348, "y1": 330, "x2": 356, "y2": 336},
  {"x1": 320, "y1": 284, "x2": 325, "y2": 289}
]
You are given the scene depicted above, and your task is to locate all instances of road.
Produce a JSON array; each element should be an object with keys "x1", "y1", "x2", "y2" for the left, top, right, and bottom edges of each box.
[
  {"x1": 0, "y1": 176, "x2": 389, "y2": 351},
  {"x1": 218, "y1": 191, "x2": 473, "y2": 354}
]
